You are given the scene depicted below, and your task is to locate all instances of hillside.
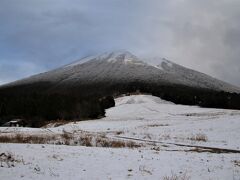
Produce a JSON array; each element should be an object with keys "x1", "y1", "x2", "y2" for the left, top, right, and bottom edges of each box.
[{"x1": 1, "y1": 51, "x2": 240, "y2": 126}]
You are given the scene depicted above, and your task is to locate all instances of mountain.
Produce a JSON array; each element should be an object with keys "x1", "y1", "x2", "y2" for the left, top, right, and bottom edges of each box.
[
  {"x1": 2, "y1": 50, "x2": 240, "y2": 93},
  {"x1": 1, "y1": 51, "x2": 240, "y2": 126}
]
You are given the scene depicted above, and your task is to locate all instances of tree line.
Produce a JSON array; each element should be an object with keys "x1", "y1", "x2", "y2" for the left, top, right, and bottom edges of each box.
[
  {"x1": 0, "y1": 80, "x2": 240, "y2": 127},
  {"x1": 0, "y1": 92, "x2": 114, "y2": 127}
]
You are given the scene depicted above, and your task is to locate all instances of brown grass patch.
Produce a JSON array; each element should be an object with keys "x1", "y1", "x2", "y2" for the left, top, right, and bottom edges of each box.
[
  {"x1": 0, "y1": 132, "x2": 141, "y2": 149},
  {"x1": 188, "y1": 133, "x2": 208, "y2": 142},
  {"x1": 0, "y1": 133, "x2": 56, "y2": 144},
  {"x1": 148, "y1": 124, "x2": 169, "y2": 127},
  {"x1": 79, "y1": 135, "x2": 93, "y2": 147},
  {"x1": 95, "y1": 136, "x2": 140, "y2": 148}
]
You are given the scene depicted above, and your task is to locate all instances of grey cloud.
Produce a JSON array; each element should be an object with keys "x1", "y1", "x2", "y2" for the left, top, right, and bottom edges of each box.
[
  {"x1": 0, "y1": 0, "x2": 240, "y2": 86},
  {"x1": 154, "y1": 0, "x2": 240, "y2": 86}
]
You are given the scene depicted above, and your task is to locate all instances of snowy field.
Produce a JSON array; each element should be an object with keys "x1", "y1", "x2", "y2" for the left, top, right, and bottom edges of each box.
[{"x1": 0, "y1": 95, "x2": 240, "y2": 180}]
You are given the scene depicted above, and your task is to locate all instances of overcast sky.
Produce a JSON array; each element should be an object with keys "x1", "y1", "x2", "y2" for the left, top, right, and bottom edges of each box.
[{"x1": 0, "y1": 0, "x2": 240, "y2": 86}]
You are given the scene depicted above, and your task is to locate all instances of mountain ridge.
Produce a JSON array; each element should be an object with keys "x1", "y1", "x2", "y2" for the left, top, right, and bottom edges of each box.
[{"x1": 2, "y1": 50, "x2": 240, "y2": 93}]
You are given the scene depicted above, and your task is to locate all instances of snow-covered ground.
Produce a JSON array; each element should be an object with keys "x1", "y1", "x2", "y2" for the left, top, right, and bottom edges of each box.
[{"x1": 1, "y1": 95, "x2": 240, "y2": 180}]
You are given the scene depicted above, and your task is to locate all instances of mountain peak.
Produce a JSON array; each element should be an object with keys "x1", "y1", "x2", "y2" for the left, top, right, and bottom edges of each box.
[
  {"x1": 106, "y1": 50, "x2": 134, "y2": 57},
  {"x1": 99, "y1": 50, "x2": 135, "y2": 59},
  {"x1": 100, "y1": 50, "x2": 140, "y2": 64},
  {"x1": 66, "y1": 50, "x2": 137, "y2": 67}
]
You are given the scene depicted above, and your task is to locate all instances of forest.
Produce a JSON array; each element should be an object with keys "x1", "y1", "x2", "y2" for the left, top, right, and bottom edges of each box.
[{"x1": 0, "y1": 81, "x2": 240, "y2": 127}]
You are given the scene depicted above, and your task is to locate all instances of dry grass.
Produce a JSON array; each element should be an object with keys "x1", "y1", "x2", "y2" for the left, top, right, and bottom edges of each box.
[
  {"x1": 151, "y1": 146, "x2": 161, "y2": 151},
  {"x1": 79, "y1": 135, "x2": 93, "y2": 147},
  {"x1": 0, "y1": 133, "x2": 56, "y2": 144},
  {"x1": 188, "y1": 133, "x2": 208, "y2": 142},
  {"x1": 139, "y1": 165, "x2": 152, "y2": 175},
  {"x1": 115, "y1": 131, "x2": 124, "y2": 135},
  {"x1": 0, "y1": 132, "x2": 141, "y2": 149},
  {"x1": 95, "y1": 136, "x2": 140, "y2": 148},
  {"x1": 233, "y1": 160, "x2": 240, "y2": 167},
  {"x1": 0, "y1": 152, "x2": 24, "y2": 168},
  {"x1": 163, "y1": 172, "x2": 190, "y2": 180},
  {"x1": 160, "y1": 133, "x2": 171, "y2": 140},
  {"x1": 143, "y1": 133, "x2": 152, "y2": 140},
  {"x1": 148, "y1": 124, "x2": 169, "y2": 127}
]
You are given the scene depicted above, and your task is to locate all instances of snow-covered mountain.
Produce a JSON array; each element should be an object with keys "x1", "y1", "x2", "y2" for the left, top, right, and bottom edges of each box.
[
  {"x1": 2, "y1": 50, "x2": 239, "y2": 93},
  {"x1": 1, "y1": 51, "x2": 240, "y2": 124}
]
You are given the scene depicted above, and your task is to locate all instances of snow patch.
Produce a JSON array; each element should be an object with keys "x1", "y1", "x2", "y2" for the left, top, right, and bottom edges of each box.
[
  {"x1": 65, "y1": 54, "x2": 100, "y2": 67},
  {"x1": 141, "y1": 57, "x2": 174, "y2": 70},
  {"x1": 115, "y1": 95, "x2": 173, "y2": 106}
]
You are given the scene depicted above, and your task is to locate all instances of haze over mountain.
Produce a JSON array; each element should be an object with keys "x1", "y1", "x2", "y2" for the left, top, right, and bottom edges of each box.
[{"x1": 2, "y1": 51, "x2": 240, "y2": 94}]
